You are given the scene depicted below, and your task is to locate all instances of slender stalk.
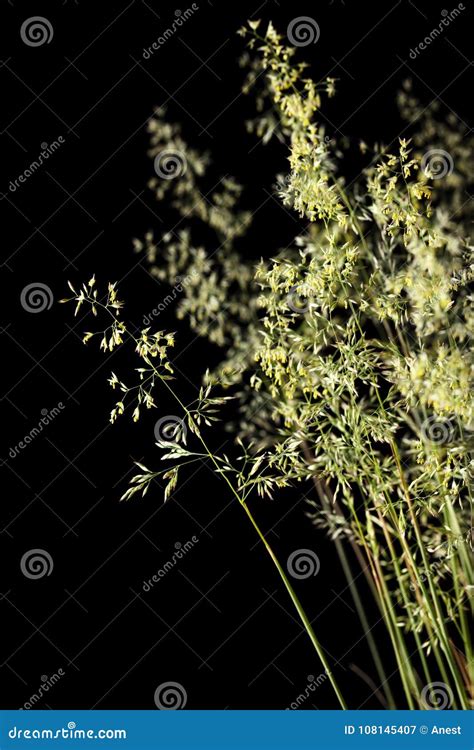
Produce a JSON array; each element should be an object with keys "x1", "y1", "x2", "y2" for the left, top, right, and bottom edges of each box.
[
  {"x1": 346, "y1": 499, "x2": 418, "y2": 707},
  {"x1": 373, "y1": 462, "x2": 461, "y2": 703},
  {"x1": 158, "y1": 370, "x2": 347, "y2": 708},
  {"x1": 390, "y1": 440, "x2": 469, "y2": 707},
  {"x1": 374, "y1": 505, "x2": 434, "y2": 692},
  {"x1": 365, "y1": 446, "x2": 452, "y2": 699},
  {"x1": 240, "y1": 499, "x2": 347, "y2": 709},
  {"x1": 302, "y1": 442, "x2": 396, "y2": 707},
  {"x1": 444, "y1": 500, "x2": 473, "y2": 689},
  {"x1": 77, "y1": 295, "x2": 348, "y2": 708},
  {"x1": 323, "y1": 501, "x2": 395, "y2": 708},
  {"x1": 366, "y1": 524, "x2": 418, "y2": 707}
]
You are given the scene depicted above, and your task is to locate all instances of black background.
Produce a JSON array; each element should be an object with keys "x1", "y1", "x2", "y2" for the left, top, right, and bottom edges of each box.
[{"x1": 1, "y1": 0, "x2": 471, "y2": 710}]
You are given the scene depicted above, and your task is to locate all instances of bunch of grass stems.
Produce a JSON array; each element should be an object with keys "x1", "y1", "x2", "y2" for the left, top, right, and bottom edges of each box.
[
  {"x1": 308, "y1": 441, "x2": 472, "y2": 710},
  {"x1": 67, "y1": 285, "x2": 472, "y2": 711},
  {"x1": 65, "y1": 18, "x2": 473, "y2": 709},
  {"x1": 311, "y1": 184, "x2": 473, "y2": 710}
]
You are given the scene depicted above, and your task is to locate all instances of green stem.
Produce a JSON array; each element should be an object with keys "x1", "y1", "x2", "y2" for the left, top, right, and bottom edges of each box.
[
  {"x1": 302, "y1": 443, "x2": 395, "y2": 707},
  {"x1": 390, "y1": 440, "x2": 468, "y2": 707},
  {"x1": 89, "y1": 297, "x2": 348, "y2": 708},
  {"x1": 240, "y1": 499, "x2": 347, "y2": 709},
  {"x1": 346, "y1": 500, "x2": 418, "y2": 707},
  {"x1": 149, "y1": 357, "x2": 348, "y2": 709}
]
